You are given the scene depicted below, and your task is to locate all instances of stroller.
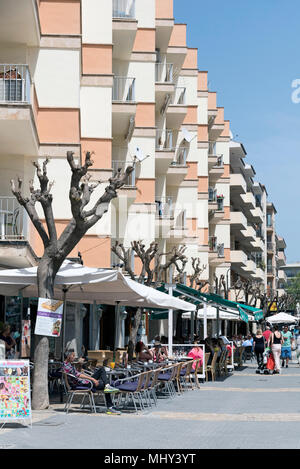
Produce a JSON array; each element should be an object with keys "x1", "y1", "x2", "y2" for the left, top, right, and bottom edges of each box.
[{"x1": 256, "y1": 347, "x2": 275, "y2": 375}]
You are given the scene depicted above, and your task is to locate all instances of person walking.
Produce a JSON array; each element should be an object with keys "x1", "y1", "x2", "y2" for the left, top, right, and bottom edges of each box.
[
  {"x1": 281, "y1": 325, "x2": 293, "y2": 368},
  {"x1": 296, "y1": 332, "x2": 300, "y2": 366},
  {"x1": 253, "y1": 328, "x2": 266, "y2": 371},
  {"x1": 269, "y1": 326, "x2": 283, "y2": 374}
]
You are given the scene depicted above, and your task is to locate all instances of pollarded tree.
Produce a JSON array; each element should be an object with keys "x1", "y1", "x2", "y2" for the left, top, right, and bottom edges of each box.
[
  {"x1": 11, "y1": 151, "x2": 134, "y2": 410},
  {"x1": 111, "y1": 241, "x2": 188, "y2": 360}
]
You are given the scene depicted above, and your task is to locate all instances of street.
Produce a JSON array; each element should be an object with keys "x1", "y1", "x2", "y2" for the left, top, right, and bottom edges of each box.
[{"x1": 1, "y1": 361, "x2": 300, "y2": 449}]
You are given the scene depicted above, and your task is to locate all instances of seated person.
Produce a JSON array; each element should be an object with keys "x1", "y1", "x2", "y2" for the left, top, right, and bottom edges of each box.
[
  {"x1": 63, "y1": 349, "x2": 120, "y2": 415},
  {"x1": 204, "y1": 337, "x2": 214, "y2": 365},
  {"x1": 135, "y1": 341, "x2": 153, "y2": 362},
  {"x1": 187, "y1": 338, "x2": 204, "y2": 370},
  {"x1": 160, "y1": 336, "x2": 169, "y2": 358},
  {"x1": 151, "y1": 341, "x2": 168, "y2": 363}
]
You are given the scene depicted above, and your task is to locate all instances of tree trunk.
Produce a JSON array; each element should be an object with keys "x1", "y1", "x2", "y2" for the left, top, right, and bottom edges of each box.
[
  {"x1": 127, "y1": 307, "x2": 143, "y2": 361},
  {"x1": 32, "y1": 255, "x2": 60, "y2": 410}
]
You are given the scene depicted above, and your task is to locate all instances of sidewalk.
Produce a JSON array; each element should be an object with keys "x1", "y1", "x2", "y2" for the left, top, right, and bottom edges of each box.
[{"x1": 1, "y1": 361, "x2": 300, "y2": 449}]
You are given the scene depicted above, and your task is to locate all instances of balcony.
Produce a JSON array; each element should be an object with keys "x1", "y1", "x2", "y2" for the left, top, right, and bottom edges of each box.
[
  {"x1": 230, "y1": 211, "x2": 248, "y2": 231},
  {"x1": 112, "y1": 160, "x2": 136, "y2": 201},
  {"x1": 267, "y1": 265, "x2": 276, "y2": 277},
  {"x1": 170, "y1": 210, "x2": 188, "y2": 241},
  {"x1": 166, "y1": 87, "x2": 187, "y2": 128},
  {"x1": 209, "y1": 155, "x2": 224, "y2": 181},
  {"x1": 208, "y1": 188, "x2": 218, "y2": 211},
  {"x1": 0, "y1": 196, "x2": 36, "y2": 268},
  {"x1": 242, "y1": 258, "x2": 256, "y2": 274},
  {"x1": 166, "y1": 155, "x2": 188, "y2": 185},
  {"x1": 267, "y1": 242, "x2": 275, "y2": 253},
  {"x1": 112, "y1": 77, "x2": 136, "y2": 136},
  {"x1": 250, "y1": 205, "x2": 264, "y2": 223},
  {"x1": 0, "y1": 64, "x2": 38, "y2": 157},
  {"x1": 155, "y1": 197, "x2": 173, "y2": 217},
  {"x1": 113, "y1": 0, "x2": 136, "y2": 18},
  {"x1": 209, "y1": 197, "x2": 224, "y2": 224},
  {"x1": 0, "y1": 0, "x2": 40, "y2": 47},
  {"x1": 241, "y1": 191, "x2": 256, "y2": 210},
  {"x1": 241, "y1": 224, "x2": 256, "y2": 242},
  {"x1": 155, "y1": 63, "x2": 175, "y2": 110},
  {"x1": 230, "y1": 173, "x2": 247, "y2": 196},
  {"x1": 209, "y1": 237, "x2": 225, "y2": 265},
  {"x1": 208, "y1": 144, "x2": 224, "y2": 169},
  {"x1": 231, "y1": 250, "x2": 247, "y2": 267},
  {"x1": 277, "y1": 250, "x2": 286, "y2": 267},
  {"x1": 155, "y1": 0, "x2": 174, "y2": 50},
  {"x1": 113, "y1": 0, "x2": 137, "y2": 60},
  {"x1": 155, "y1": 62, "x2": 174, "y2": 84},
  {"x1": 252, "y1": 267, "x2": 265, "y2": 281},
  {"x1": 251, "y1": 237, "x2": 264, "y2": 252}
]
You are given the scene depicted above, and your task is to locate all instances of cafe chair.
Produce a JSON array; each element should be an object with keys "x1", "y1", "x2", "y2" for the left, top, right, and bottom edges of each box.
[
  {"x1": 62, "y1": 372, "x2": 96, "y2": 414},
  {"x1": 113, "y1": 371, "x2": 149, "y2": 412},
  {"x1": 205, "y1": 351, "x2": 218, "y2": 382}
]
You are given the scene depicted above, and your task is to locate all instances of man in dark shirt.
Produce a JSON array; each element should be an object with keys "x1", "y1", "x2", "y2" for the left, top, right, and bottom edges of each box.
[{"x1": 63, "y1": 350, "x2": 121, "y2": 415}]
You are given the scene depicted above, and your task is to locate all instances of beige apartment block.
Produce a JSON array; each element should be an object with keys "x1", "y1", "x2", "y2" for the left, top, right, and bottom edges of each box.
[{"x1": 0, "y1": 0, "x2": 287, "y2": 309}]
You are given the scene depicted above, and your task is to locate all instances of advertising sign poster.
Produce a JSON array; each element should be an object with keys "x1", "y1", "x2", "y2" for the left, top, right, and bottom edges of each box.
[
  {"x1": 0, "y1": 360, "x2": 31, "y2": 422},
  {"x1": 21, "y1": 320, "x2": 31, "y2": 358},
  {"x1": 34, "y1": 298, "x2": 64, "y2": 337}
]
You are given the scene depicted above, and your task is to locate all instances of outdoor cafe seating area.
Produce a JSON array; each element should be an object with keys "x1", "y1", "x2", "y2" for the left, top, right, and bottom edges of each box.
[{"x1": 46, "y1": 343, "x2": 241, "y2": 414}]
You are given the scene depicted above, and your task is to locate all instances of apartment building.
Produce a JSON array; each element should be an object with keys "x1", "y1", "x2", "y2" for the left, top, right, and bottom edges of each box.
[
  {"x1": 229, "y1": 140, "x2": 267, "y2": 301},
  {"x1": 0, "y1": 0, "x2": 288, "y2": 349}
]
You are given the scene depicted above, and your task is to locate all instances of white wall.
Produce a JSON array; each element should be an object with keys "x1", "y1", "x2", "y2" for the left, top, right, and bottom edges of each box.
[
  {"x1": 80, "y1": 87, "x2": 112, "y2": 138},
  {"x1": 82, "y1": 0, "x2": 112, "y2": 44},
  {"x1": 35, "y1": 49, "x2": 80, "y2": 108},
  {"x1": 135, "y1": 0, "x2": 155, "y2": 28}
]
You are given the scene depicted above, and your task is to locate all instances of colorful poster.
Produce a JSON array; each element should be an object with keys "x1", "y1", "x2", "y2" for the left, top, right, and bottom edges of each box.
[
  {"x1": 34, "y1": 298, "x2": 64, "y2": 337},
  {"x1": 21, "y1": 320, "x2": 31, "y2": 358},
  {"x1": 0, "y1": 360, "x2": 31, "y2": 421}
]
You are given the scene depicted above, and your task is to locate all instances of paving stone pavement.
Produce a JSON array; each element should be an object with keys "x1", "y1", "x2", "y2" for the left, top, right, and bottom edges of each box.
[{"x1": 1, "y1": 361, "x2": 300, "y2": 449}]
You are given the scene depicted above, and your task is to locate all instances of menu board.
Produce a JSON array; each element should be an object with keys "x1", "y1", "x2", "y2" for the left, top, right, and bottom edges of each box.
[
  {"x1": 0, "y1": 360, "x2": 31, "y2": 421},
  {"x1": 34, "y1": 298, "x2": 64, "y2": 337}
]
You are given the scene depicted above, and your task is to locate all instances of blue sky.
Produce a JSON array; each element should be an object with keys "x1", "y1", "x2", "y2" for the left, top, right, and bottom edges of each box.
[{"x1": 174, "y1": 0, "x2": 300, "y2": 262}]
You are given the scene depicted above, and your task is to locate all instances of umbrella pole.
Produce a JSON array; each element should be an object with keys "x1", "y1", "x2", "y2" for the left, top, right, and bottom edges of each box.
[
  {"x1": 60, "y1": 286, "x2": 68, "y2": 404},
  {"x1": 203, "y1": 303, "x2": 207, "y2": 340},
  {"x1": 114, "y1": 301, "x2": 120, "y2": 352}
]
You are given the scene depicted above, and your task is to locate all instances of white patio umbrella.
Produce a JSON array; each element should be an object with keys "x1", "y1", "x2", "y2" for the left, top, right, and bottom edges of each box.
[
  {"x1": 267, "y1": 312, "x2": 297, "y2": 324},
  {"x1": 0, "y1": 261, "x2": 195, "y2": 311},
  {"x1": 0, "y1": 261, "x2": 195, "y2": 358}
]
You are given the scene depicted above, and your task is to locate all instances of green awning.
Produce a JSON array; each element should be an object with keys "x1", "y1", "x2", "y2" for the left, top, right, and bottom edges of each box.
[
  {"x1": 156, "y1": 283, "x2": 263, "y2": 322},
  {"x1": 150, "y1": 311, "x2": 169, "y2": 320}
]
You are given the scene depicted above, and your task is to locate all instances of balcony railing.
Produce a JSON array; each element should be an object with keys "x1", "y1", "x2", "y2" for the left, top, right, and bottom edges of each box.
[
  {"x1": 113, "y1": 0, "x2": 136, "y2": 18},
  {"x1": 155, "y1": 197, "x2": 173, "y2": 218},
  {"x1": 170, "y1": 87, "x2": 186, "y2": 105},
  {"x1": 208, "y1": 187, "x2": 217, "y2": 202},
  {"x1": 0, "y1": 197, "x2": 27, "y2": 240},
  {"x1": 0, "y1": 64, "x2": 31, "y2": 103},
  {"x1": 216, "y1": 197, "x2": 224, "y2": 211},
  {"x1": 174, "y1": 210, "x2": 186, "y2": 229},
  {"x1": 174, "y1": 147, "x2": 187, "y2": 165},
  {"x1": 113, "y1": 77, "x2": 135, "y2": 102},
  {"x1": 112, "y1": 161, "x2": 136, "y2": 186},
  {"x1": 155, "y1": 129, "x2": 177, "y2": 151},
  {"x1": 209, "y1": 237, "x2": 224, "y2": 257},
  {"x1": 208, "y1": 142, "x2": 216, "y2": 155},
  {"x1": 155, "y1": 63, "x2": 174, "y2": 83}
]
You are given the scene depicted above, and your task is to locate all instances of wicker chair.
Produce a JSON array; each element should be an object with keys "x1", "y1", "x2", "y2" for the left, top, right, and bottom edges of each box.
[
  {"x1": 206, "y1": 352, "x2": 218, "y2": 382},
  {"x1": 62, "y1": 372, "x2": 96, "y2": 414}
]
